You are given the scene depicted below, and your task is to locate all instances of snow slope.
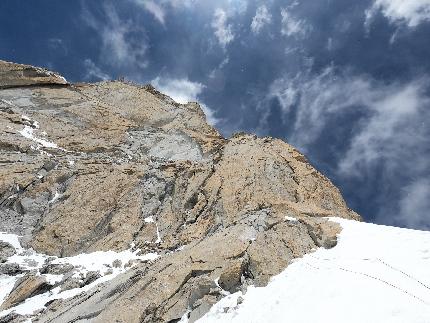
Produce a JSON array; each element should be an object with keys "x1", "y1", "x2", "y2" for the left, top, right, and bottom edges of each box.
[
  {"x1": 0, "y1": 233, "x2": 158, "y2": 318},
  {"x1": 198, "y1": 218, "x2": 430, "y2": 323}
]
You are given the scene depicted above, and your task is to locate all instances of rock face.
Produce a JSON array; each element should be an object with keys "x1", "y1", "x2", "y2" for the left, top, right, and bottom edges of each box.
[
  {"x1": 1, "y1": 274, "x2": 49, "y2": 311},
  {"x1": 0, "y1": 60, "x2": 67, "y2": 89},
  {"x1": 0, "y1": 60, "x2": 360, "y2": 322}
]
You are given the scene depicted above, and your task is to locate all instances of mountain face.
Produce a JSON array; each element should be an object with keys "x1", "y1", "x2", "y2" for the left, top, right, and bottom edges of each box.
[{"x1": 0, "y1": 60, "x2": 360, "y2": 323}]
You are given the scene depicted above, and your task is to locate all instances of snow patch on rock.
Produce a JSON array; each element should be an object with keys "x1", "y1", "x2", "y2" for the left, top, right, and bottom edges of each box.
[
  {"x1": 144, "y1": 216, "x2": 155, "y2": 223},
  {"x1": 0, "y1": 232, "x2": 159, "y2": 318},
  {"x1": 18, "y1": 115, "x2": 59, "y2": 150},
  {"x1": 284, "y1": 216, "x2": 298, "y2": 222}
]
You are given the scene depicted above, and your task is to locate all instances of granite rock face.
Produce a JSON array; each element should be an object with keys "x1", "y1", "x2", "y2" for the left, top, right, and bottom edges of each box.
[{"x1": 0, "y1": 60, "x2": 360, "y2": 322}]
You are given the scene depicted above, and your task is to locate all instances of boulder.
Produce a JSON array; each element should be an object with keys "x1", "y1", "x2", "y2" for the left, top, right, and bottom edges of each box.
[
  {"x1": 218, "y1": 261, "x2": 244, "y2": 293},
  {"x1": 0, "y1": 263, "x2": 25, "y2": 276},
  {"x1": 40, "y1": 263, "x2": 75, "y2": 275},
  {"x1": 1, "y1": 274, "x2": 49, "y2": 310},
  {"x1": 0, "y1": 241, "x2": 15, "y2": 262}
]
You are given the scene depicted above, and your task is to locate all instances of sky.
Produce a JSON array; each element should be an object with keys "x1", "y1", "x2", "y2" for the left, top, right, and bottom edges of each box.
[{"x1": 0, "y1": 0, "x2": 429, "y2": 230}]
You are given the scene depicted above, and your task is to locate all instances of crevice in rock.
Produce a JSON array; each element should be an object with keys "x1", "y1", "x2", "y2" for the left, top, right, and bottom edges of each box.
[
  {"x1": 68, "y1": 309, "x2": 103, "y2": 323},
  {"x1": 0, "y1": 84, "x2": 69, "y2": 90}
]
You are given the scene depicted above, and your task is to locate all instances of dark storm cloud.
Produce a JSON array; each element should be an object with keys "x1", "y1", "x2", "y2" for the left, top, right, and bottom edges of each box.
[{"x1": 0, "y1": 0, "x2": 429, "y2": 229}]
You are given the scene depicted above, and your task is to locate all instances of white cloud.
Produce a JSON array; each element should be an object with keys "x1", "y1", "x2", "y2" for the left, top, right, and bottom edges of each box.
[
  {"x1": 151, "y1": 77, "x2": 218, "y2": 124},
  {"x1": 338, "y1": 81, "x2": 429, "y2": 175},
  {"x1": 212, "y1": 8, "x2": 235, "y2": 48},
  {"x1": 151, "y1": 77, "x2": 204, "y2": 104},
  {"x1": 280, "y1": 8, "x2": 309, "y2": 37},
  {"x1": 209, "y1": 56, "x2": 229, "y2": 79},
  {"x1": 367, "y1": 0, "x2": 430, "y2": 27},
  {"x1": 83, "y1": 59, "x2": 111, "y2": 81},
  {"x1": 251, "y1": 5, "x2": 272, "y2": 34},
  {"x1": 267, "y1": 68, "x2": 430, "y2": 228},
  {"x1": 82, "y1": 4, "x2": 148, "y2": 69},
  {"x1": 166, "y1": 0, "x2": 194, "y2": 9},
  {"x1": 397, "y1": 178, "x2": 430, "y2": 229},
  {"x1": 134, "y1": 0, "x2": 166, "y2": 25}
]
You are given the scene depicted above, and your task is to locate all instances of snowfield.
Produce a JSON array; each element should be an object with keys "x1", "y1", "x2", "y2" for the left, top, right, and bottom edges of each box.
[{"x1": 198, "y1": 218, "x2": 430, "y2": 323}]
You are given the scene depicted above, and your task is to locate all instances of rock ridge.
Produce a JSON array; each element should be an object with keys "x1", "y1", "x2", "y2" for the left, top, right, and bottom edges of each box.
[{"x1": 0, "y1": 60, "x2": 360, "y2": 322}]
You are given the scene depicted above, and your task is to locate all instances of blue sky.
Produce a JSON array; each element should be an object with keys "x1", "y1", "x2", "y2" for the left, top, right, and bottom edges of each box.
[{"x1": 1, "y1": 0, "x2": 429, "y2": 230}]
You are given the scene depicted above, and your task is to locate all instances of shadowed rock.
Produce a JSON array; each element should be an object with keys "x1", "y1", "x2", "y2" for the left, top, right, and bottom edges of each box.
[{"x1": 0, "y1": 241, "x2": 15, "y2": 262}]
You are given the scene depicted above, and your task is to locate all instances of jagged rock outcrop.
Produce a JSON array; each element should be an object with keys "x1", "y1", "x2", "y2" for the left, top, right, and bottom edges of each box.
[
  {"x1": 0, "y1": 60, "x2": 67, "y2": 89},
  {"x1": 0, "y1": 60, "x2": 360, "y2": 322}
]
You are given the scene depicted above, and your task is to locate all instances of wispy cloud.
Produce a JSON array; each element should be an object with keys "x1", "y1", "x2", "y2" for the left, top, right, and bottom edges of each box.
[
  {"x1": 267, "y1": 68, "x2": 430, "y2": 229},
  {"x1": 151, "y1": 76, "x2": 218, "y2": 124},
  {"x1": 81, "y1": 3, "x2": 148, "y2": 69},
  {"x1": 366, "y1": 0, "x2": 430, "y2": 27},
  {"x1": 212, "y1": 8, "x2": 235, "y2": 48},
  {"x1": 166, "y1": 0, "x2": 195, "y2": 9},
  {"x1": 338, "y1": 81, "x2": 429, "y2": 176},
  {"x1": 251, "y1": 5, "x2": 272, "y2": 34},
  {"x1": 280, "y1": 8, "x2": 310, "y2": 37},
  {"x1": 83, "y1": 59, "x2": 111, "y2": 81},
  {"x1": 398, "y1": 178, "x2": 430, "y2": 229},
  {"x1": 134, "y1": 0, "x2": 166, "y2": 25},
  {"x1": 47, "y1": 38, "x2": 68, "y2": 55}
]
